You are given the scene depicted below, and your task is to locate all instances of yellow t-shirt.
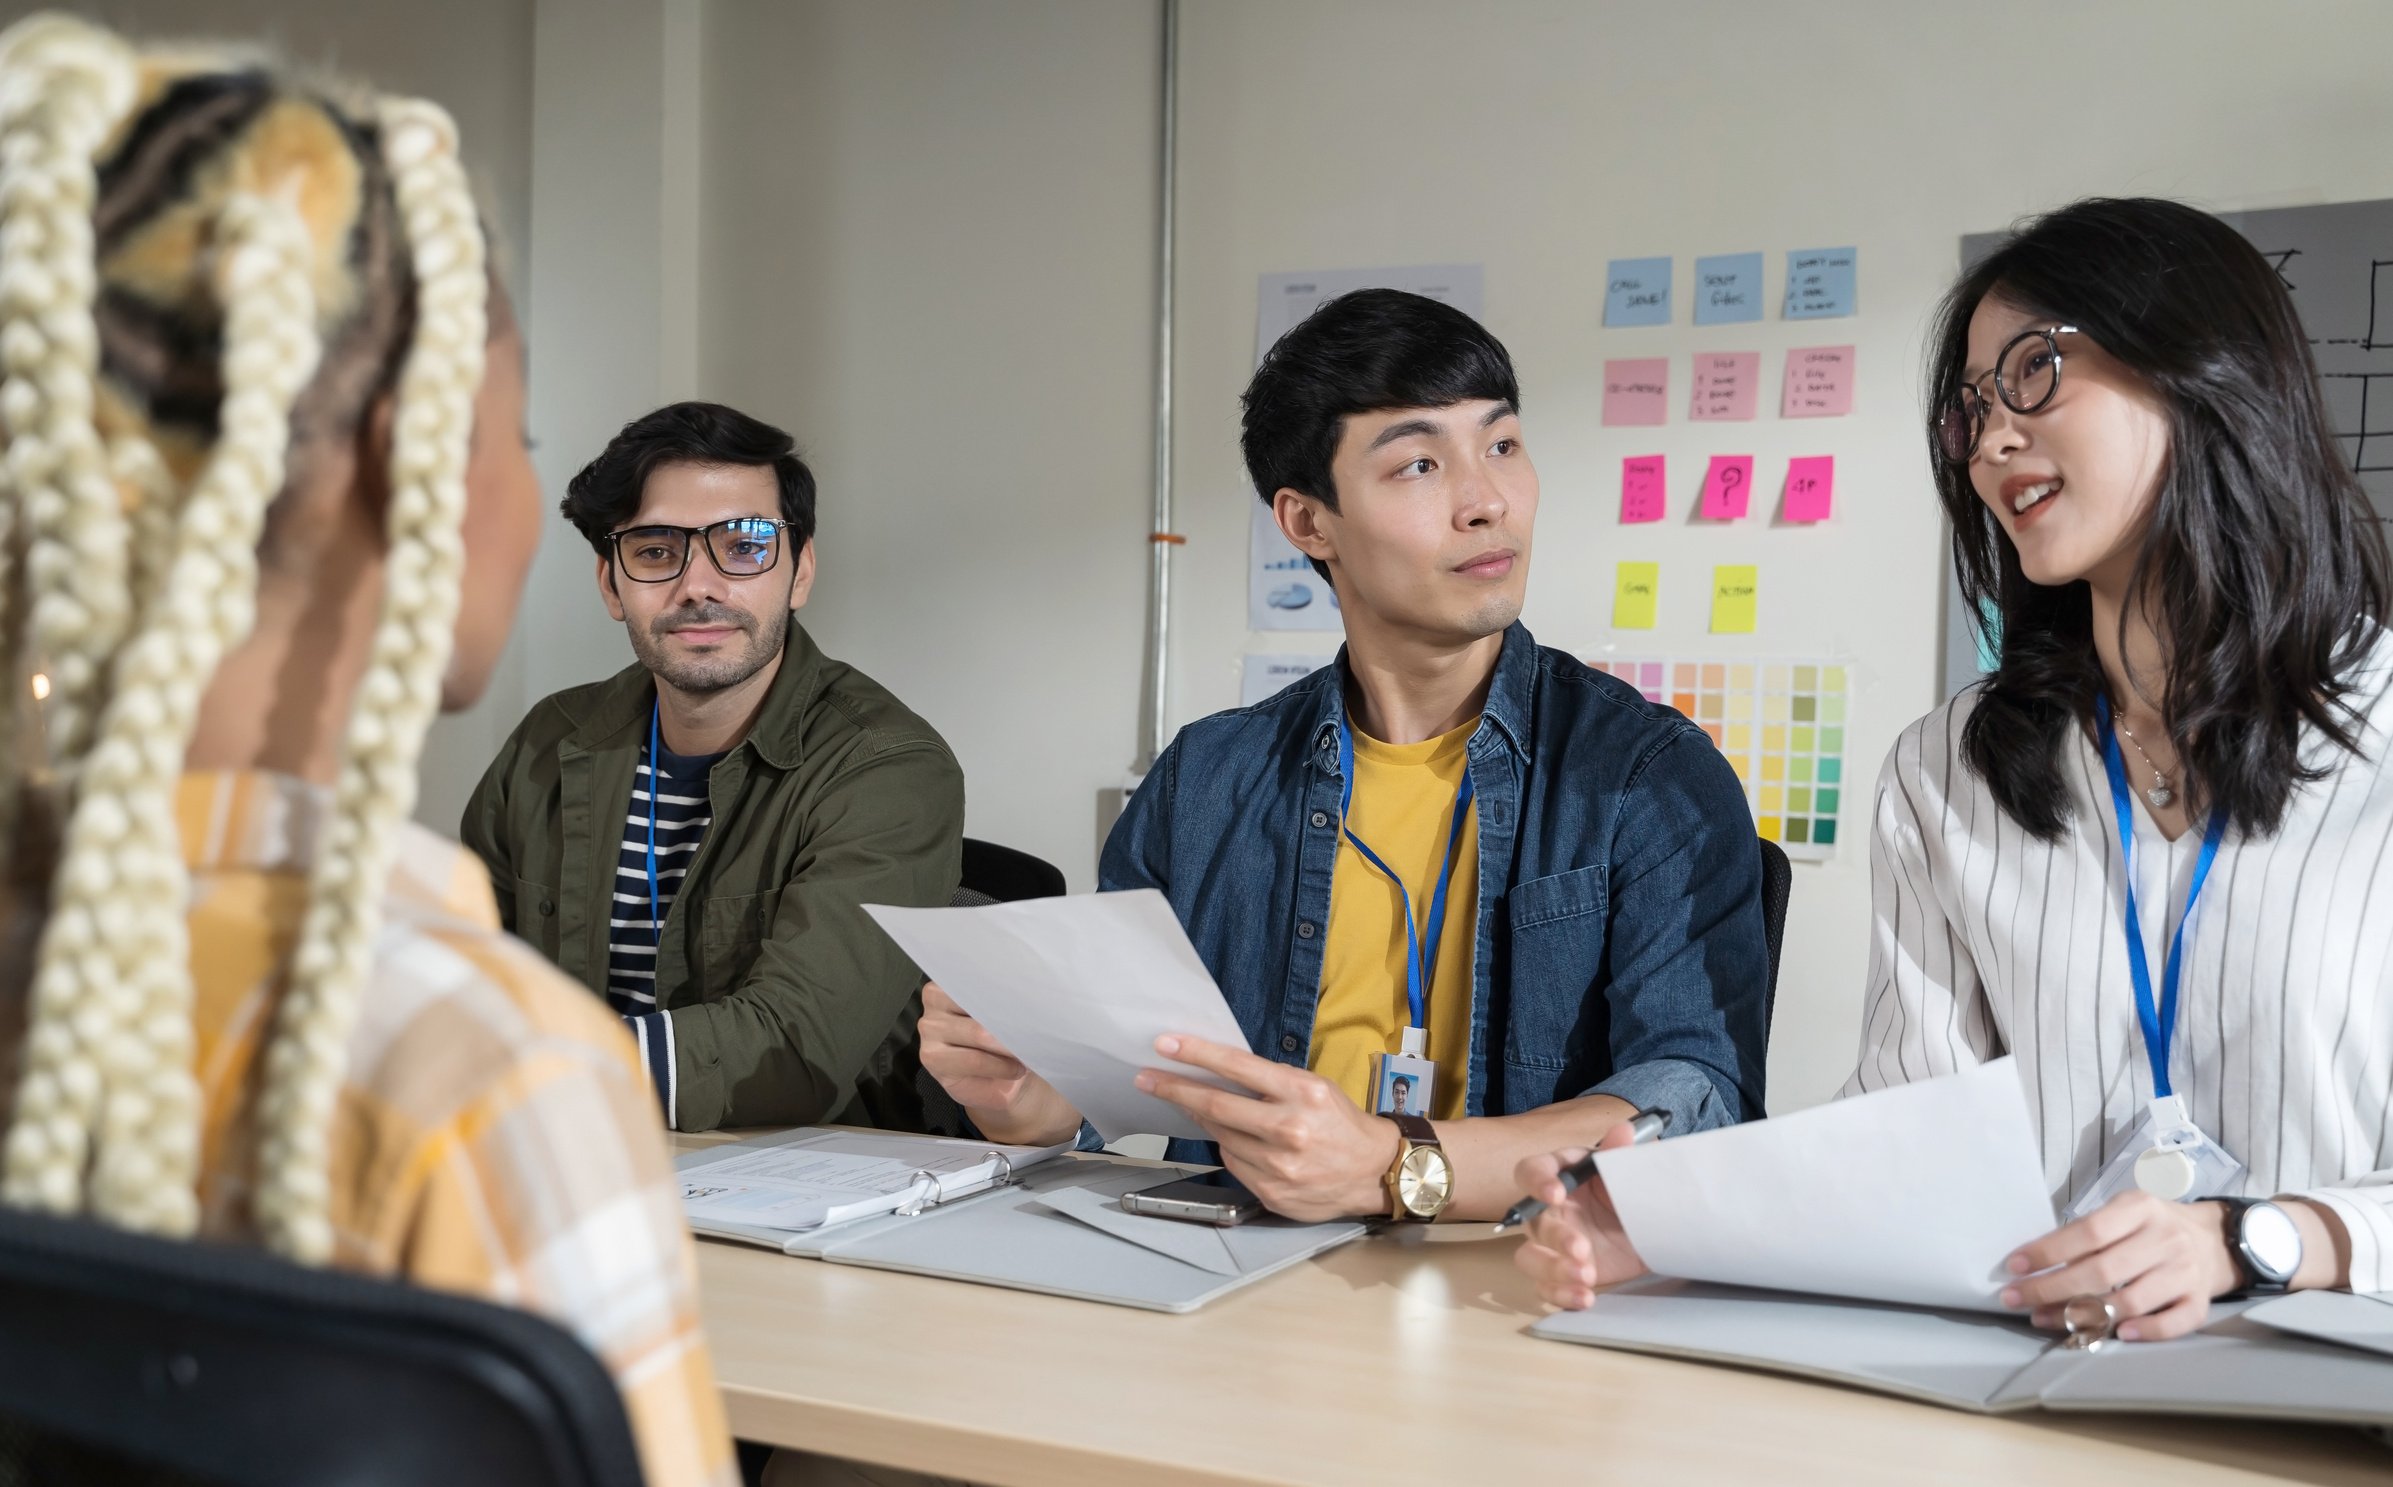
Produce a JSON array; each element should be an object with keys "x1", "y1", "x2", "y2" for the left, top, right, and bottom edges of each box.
[{"x1": 1310, "y1": 717, "x2": 1479, "y2": 1122}]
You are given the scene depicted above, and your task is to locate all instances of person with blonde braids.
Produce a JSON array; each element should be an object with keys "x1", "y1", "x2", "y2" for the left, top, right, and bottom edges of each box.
[{"x1": 0, "y1": 17, "x2": 736, "y2": 1485}]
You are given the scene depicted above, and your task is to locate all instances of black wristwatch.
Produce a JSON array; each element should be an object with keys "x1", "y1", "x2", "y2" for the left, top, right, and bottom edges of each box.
[{"x1": 2217, "y1": 1198, "x2": 2302, "y2": 1297}]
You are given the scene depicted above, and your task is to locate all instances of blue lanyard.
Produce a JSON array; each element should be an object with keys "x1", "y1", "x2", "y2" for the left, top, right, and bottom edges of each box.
[
  {"x1": 1336, "y1": 715, "x2": 1476, "y2": 1032},
  {"x1": 2094, "y1": 695, "x2": 2225, "y2": 1101},
  {"x1": 646, "y1": 700, "x2": 663, "y2": 937}
]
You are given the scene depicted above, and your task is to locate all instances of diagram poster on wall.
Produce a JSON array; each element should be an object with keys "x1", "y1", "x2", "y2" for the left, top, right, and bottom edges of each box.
[
  {"x1": 1586, "y1": 656, "x2": 1851, "y2": 861},
  {"x1": 1250, "y1": 264, "x2": 1485, "y2": 632},
  {"x1": 1945, "y1": 199, "x2": 2393, "y2": 694}
]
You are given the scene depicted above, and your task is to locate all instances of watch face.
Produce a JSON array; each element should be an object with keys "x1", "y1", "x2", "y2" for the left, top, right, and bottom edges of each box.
[
  {"x1": 2243, "y1": 1201, "x2": 2303, "y2": 1282},
  {"x1": 1397, "y1": 1145, "x2": 1452, "y2": 1217}
]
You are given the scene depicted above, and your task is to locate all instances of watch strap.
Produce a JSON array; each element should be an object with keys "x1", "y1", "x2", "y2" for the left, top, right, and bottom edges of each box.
[{"x1": 1389, "y1": 1112, "x2": 1439, "y2": 1149}]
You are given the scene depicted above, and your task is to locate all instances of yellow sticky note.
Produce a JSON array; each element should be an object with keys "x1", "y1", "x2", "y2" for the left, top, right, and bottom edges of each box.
[
  {"x1": 1613, "y1": 561, "x2": 1660, "y2": 629},
  {"x1": 1710, "y1": 564, "x2": 1758, "y2": 634}
]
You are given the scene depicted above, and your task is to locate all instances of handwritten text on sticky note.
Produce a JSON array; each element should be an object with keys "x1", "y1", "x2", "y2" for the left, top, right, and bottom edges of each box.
[
  {"x1": 1693, "y1": 252, "x2": 1764, "y2": 325},
  {"x1": 1603, "y1": 257, "x2": 1673, "y2": 327},
  {"x1": 1711, "y1": 565, "x2": 1759, "y2": 634},
  {"x1": 1785, "y1": 247, "x2": 1858, "y2": 319},
  {"x1": 1602, "y1": 359, "x2": 1669, "y2": 427},
  {"x1": 1614, "y1": 562, "x2": 1660, "y2": 629},
  {"x1": 1698, "y1": 454, "x2": 1754, "y2": 520},
  {"x1": 1620, "y1": 455, "x2": 1666, "y2": 524},
  {"x1": 1689, "y1": 352, "x2": 1760, "y2": 422},
  {"x1": 1782, "y1": 345, "x2": 1855, "y2": 418},
  {"x1": 1784, "y1": 456, "x2": 1835, "y2": 523}
]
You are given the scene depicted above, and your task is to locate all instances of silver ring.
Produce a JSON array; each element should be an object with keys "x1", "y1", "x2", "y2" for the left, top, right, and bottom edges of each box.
[
  {"x1": 895, "y1": 1167, "x2": 944, "y2": 1217},
  {"x1": 2061, "y1": 1294, "x2": 2121, "y2": 1352},
  {"x1": 984, "y1": 1150, "x2": 1015, "y2": 1187}
]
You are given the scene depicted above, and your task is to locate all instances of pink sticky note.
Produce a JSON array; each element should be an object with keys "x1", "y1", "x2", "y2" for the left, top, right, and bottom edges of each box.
[
  {"x1": 1784, "y1": 455, "x2": 1835, "y2": 522},
  {"x1": 1620, "y1": 455, "x2": 1666, "y2": 524},
  {"x1": 1602, "y1": 358, "x2": 1669, "y2": 427},
  {"x1": 1781, "y1": 345, "x2": 1856, "y2": 418},
  {"x1": 1698, "y1": 455, "x2": 1754, "y2": 520},
  {"x1": 1689, "y1": 351, "x2": 1760, "y2": 422}
]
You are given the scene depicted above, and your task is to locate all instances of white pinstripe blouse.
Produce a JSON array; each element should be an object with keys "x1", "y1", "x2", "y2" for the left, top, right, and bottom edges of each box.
[{"x1": 1845, "y1": 633, "x2": 2393, "y2": 1293}]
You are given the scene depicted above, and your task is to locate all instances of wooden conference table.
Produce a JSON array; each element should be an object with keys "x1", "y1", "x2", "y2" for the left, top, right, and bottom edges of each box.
[{"x1": 678, "y1": 1134, "x2": 2393, "y2": 1486}]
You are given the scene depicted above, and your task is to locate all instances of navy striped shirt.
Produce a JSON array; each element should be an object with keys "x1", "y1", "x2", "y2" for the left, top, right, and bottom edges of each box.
[{"x1": 613, "y1": 736, "x2": 721, "y2": 1127}]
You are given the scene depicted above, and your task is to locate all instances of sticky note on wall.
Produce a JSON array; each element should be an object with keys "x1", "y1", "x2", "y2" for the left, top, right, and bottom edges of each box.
[
  {"x1": 1698, "y1": 454, "x2": 1754, "y2": 520},
  {"x1": 1603, "y1": 257, "x2": 1673, "y2": 327},
  {"x1": 1784, "y1": 247, "x2": 1857, "y2": 319},
  {"x1": 1614, "y1": 562, "x2": 1660, "y2": 629},
  {"x1": 1689, "y1": 352, "x2": 1760, "y2": 422},
  {"x1": 1784, "y1": 456, "x2": 1835, "y2": 522},
  {"x1": 1602, "y1": 359, "x2": 1669, "y2": 427},
  {"x1": 1711, "y1": 565, "x2": 1759, "y2": 633},
  {"x1": 1620, "y1": 455, "x2": 1666, "y2": 523},
  {"x1": 1782, "y1": 345, "x2": 1854, "y2": 418},
  {"x1": 1693, "y1": 252, "x2": 1764, "y2": 325}
]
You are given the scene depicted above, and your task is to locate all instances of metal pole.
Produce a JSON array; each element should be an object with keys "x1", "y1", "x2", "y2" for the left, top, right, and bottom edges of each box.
[{"x1": 1134, "y1": 0, "x2": 1178, "y2": 775}]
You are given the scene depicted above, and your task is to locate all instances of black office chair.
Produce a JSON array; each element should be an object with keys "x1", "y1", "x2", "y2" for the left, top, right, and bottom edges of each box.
[
  {"x1": 0, "y1": 1205, "x2": 643, "y2": 1487},
  {"x1": 1757, "y1": 836, "x2": 1793, "y2": 1032},
  {"x1": 951, "y1": 837, "x2": 1067, "y2": 908}
]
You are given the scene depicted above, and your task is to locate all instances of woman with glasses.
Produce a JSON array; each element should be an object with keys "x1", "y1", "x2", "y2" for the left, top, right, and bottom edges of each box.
[{"x1": 1515, "y1": 196, "x2": 2393, "y2": 1343}]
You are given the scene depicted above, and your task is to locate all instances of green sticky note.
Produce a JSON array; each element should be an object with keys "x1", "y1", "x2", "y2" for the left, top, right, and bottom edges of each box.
[
  {"x1": 1709, "y1": 565, "x2": 1758, "y2": 634},
  {"x1": 1613, "y1": 561, "x2": 1660, "y2": 629}
]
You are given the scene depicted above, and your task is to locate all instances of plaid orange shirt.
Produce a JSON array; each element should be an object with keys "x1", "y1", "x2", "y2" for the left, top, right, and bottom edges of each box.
[{"x1": 3, "y1": 771, "x2": 737, "y2": 1487}]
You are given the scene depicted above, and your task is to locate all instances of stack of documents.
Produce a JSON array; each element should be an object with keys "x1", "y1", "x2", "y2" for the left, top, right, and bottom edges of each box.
[{"x1": 679, "y1": 1129, "x2": 1071, "y2": 1241}]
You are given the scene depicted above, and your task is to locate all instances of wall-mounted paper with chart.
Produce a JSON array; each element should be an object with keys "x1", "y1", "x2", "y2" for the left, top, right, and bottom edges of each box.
[
  {"x1": 1783, "y1": 456, "x2": 1834, "y2": 522},
  {"x1": 864, "y1": 891, "x2": 1256, "y2": 1144},
  {"x1": 1603, "y1": 257, "x2": 1672, "y2": 327},
  {"x1": 1784, "y1": 247, "x2": 1857, "y2": 319},
  {"x1": 1613, "y1": 562, "x2": 1660, "y2": 629},
  {"x1": 1595, "y1": 1059, "x2": 2058, "y2": 1312},
  {"x1": 1620, "y1": 455, "x2": 1666, "y2": 524},
  {"x1": 1240, "y1": 653, "x2": 1331, "y2": 707},
  {"x1": 1689, "y1": 352, "x2": 1759, "y2": 422},
  {"x1": 1603, "y1": 359, "x2": 1669, "y2": 427},
  {"x1": 1249, "y1": 504, "x2": 1340, "y2": 633},
  {"x1": 1782, "y1": 345, "x2": 1855, "y2": 417},
  {"x1": 1710, "y1": 566, "x2": 1758, "y2": 633},
  {"x1": 1255, "y1": 263, "x2": 1483, "y2": 367},
  {"x1": 1698, "y1": 455, "x2": 1753, "y2": 519},
  {"x1": 1693, "y1": 252, "x2": 1764, "y2": 325}
]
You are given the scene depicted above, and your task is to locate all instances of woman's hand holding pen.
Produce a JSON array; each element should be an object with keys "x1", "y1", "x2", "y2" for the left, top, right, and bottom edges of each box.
[{"x1": 1511, "y1": 1122, "x2": 1649, "y2": 1310}]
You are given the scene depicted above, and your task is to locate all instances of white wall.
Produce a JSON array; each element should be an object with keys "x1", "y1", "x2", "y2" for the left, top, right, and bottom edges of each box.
[{"x1": 698, "y1": 0, "x2": 2393, "y2": 1111}]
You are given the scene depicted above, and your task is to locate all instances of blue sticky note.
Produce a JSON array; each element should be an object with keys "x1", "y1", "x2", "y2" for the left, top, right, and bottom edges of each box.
[
  {"x1": 1693, "y1": 252, "x2": 1764, "y2": 325},
  {"x1": 1785, "y1": 247, "x2": 1858, "y2": 319},
  {"x1": 1603, "y1": 257, "x2": 1672, "y2": 327}
]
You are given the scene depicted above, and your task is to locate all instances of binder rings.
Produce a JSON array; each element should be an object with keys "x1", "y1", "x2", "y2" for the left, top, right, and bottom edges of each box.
[
  {"x1": 1531, "y1": 1277, "x2": 2393, "y2": 1429},
  {"x1": 677, "y1": 1133, "x2": 1369, "y2": 1314}
]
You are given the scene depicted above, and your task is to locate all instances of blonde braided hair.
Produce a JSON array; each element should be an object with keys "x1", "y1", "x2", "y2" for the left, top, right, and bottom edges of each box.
[
  {"x1": 254, "y1": 97, "x2": 485, "y2": 1261},
  {"x1": 0, "y1": 16, "x2": 495, "y2": 1262}
]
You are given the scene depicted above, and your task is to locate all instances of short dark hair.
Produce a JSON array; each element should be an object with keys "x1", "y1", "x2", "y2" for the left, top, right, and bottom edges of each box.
[
  {"x1": 1930, "y1": 197, "x2": 2393, "y2": 839},
  {"x1": 561, "y1": 401, "x2": 818, "y2": 559},
  {"x1": 1240, "y1": 289, "x2": 1520, "y2": 580}
]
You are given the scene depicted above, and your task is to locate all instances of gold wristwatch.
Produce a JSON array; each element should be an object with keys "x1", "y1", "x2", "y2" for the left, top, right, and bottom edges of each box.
[{"x1": 1383, "y1": 1113, "x2": 1452, "y2": 1222}]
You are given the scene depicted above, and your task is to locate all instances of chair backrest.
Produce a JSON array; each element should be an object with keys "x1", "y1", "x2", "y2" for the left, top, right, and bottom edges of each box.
[
  {"x1": 1757, "y1": 836, "x2": 1793, "y2": 1033},
  {"x1": 0, "y1": 1206, "x2": 643, "y2": 1487},
  {"x1": 953, "y1": 837, "x2": 1067, "y2": 907}
]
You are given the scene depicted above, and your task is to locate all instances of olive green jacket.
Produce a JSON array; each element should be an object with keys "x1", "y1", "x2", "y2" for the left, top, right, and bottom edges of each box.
[{"x1": 460, "y1": 624, "x2": 964, "y2": 1132}]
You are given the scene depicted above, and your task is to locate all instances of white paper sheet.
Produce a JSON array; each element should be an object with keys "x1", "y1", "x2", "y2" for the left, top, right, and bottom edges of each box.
[
  {"x1": 677, "y1": 1129, "x2": 1067, "y2": 1231},
  {"x1": 1598, "y1": 1059, "x2": 2059, "y2": 1313},
  {"x1": 865, "y1": 890, "x2": 1255, "y2": 1142}
]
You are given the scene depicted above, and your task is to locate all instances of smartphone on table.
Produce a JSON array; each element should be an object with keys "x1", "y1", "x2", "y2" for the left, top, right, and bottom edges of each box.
[{"x1": 1119, "y1": 1169, "x2": 1263, "y2": 1226}]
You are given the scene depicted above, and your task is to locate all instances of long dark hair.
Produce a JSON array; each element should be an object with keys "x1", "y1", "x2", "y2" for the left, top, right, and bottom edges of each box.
[{"x1": 1929, "y1": 197, "x2": 2393, "y2": 839}]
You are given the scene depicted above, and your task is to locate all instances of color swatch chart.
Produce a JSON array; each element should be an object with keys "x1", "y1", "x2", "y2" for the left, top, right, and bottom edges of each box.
[{"x1": 1586, "y1": 657, "x2": 1850, "y2": 861}]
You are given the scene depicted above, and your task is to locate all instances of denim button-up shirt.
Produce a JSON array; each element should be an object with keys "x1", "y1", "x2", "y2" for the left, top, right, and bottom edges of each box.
[{"x1": 1100, "y1": 623, "x2": 1769, "y2": 1164}]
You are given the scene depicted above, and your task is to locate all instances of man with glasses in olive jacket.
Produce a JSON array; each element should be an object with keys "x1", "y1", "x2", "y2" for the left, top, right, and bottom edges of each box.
[{"x1": 464, "y1": 401, "x2": 964, "y2": 1133}]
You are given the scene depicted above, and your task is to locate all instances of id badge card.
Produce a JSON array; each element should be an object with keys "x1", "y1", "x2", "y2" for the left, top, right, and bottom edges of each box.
[
  {"x1": 1370, "y1": 1049, "x2": 1435, "y2": 1118},
  {"x1": 2063, "y1": 1095, "x2": 2246, "y2": 1221}
]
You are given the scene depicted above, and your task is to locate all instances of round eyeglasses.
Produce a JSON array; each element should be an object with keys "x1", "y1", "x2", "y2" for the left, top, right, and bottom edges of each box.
[
  {"x1": 606, "y1": 518, "x2": 791, "y2": 583},
  {"x1": 1936, "y1": 325, "x2": 2079, "y2": 464}
]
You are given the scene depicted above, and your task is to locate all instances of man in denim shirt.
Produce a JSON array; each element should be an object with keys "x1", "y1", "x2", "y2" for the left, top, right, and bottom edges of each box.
[{"x1": 921, "y1": 289, "x2": 1768, "y2": 1224}]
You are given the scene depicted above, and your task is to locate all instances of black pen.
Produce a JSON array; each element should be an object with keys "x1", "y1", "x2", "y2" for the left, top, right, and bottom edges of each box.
[{"x1": 1491, "y1": 1108, "x2": 1671, "y2": 1233}]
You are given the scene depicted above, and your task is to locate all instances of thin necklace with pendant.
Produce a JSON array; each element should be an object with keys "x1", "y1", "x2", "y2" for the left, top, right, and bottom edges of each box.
[{"x1": 2114, "y1": 715, "x2": 2175, "y2": 810}]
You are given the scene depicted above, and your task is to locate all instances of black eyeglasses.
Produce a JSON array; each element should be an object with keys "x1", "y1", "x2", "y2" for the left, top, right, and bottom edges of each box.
[
  {"x1": 1936, "y1": 325, "x2": 2079, "y2": 464},
  {"x1": 606, "y1": 518, "x2": 791, "y2": 583}
]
